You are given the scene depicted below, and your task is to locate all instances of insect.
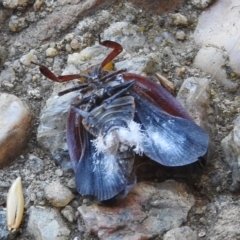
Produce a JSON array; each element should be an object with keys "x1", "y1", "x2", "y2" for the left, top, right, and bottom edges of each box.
[{"x1": 33, "y1": 36, "x2": 209, "y2": 201}]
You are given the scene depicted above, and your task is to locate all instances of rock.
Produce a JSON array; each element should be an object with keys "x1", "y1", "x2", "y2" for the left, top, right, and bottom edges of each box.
[
  {"x1": 67, "y1": 177, "x2": 75, "y2": 189},
  {"x1": 221, "y1": 115, "x2": 240, "y2": 191},
  {"x1": 37, "y1": 80, "x2": 79, "y2": 169},
  {"x1": 27, "y1": 206, "x2": 71, "y2": 240},
  {"x1": 33, "y1": 0, "x2": 44, "y2": 11},
  {"x1": 103, "y1": 22, "x2": 146, "y2": 52},
  {"x1": 55, "y1": 168, "x2": 63, "y2": 177},
  {"x1": 0, "y1": 46, "x2": 7, "y2": 64},
  {"x1": 193, "y1": 46, "x2": 237, "y2": 90},
  {"x1": 2, "y1": 0, "x2": 30, "y2": 9},
  {"x1": 0, "y1": 66, "x2": 15, "y2": 88},
  {"x1": 194, "y1": 0, "x2": 240, "y2": 76},
  {"x1": 27, "y1": 154, "x2": 44, "y2": 174},
  {"x1": 163, "y1": 226, "x2": 198, "y2": 240},
  {"x1": 67, "y1": 45, "x2": 105, "y2": 66},
  {"x1": 191, "y1": 0, "x2": 214, "y2": 9},
  {"x1": 175, "y1": 30, "x2": 186, "y2": 40},
  {"x1": 46, "y1": 47, "x2": 58, "y2": 58},
  {"x1": 208, "y1": 204, "x2": 240, "y2": 239},
  {"x1": 177, "y1": 77, "x2": 212, "y2": 131},
  {"x1": 61, "y1": 205, "x2": 75, "y2": 223},
  {"x1": 0, "y1": 208, "x2": 10, "y2": 240},
  {"x1": 160, "y1": 31, "x2": 178, "y2": 45},
  {"x1": 9, "y1": 15, "x2": 28, "y2": 32},
  {"x1": 11, "y1": 0, "x2": 101, "y2": 48},
  {"x1": 20, "y1": 50, "x2": 38, "y2": 66},
  {"x1": 115, "y1": 56, "x2": 157, "y2": 76},
  {"x1": 0, "y1": 93, "x2": 31, "y2": 168},
  {"x1": 70, "y1": 38, "x2": 80, "y2": 50},
  {"x1": 172, "y1": 13, "x2": 188, "y2": 26},
  {"x1": 44, "y1": 181, "x2": 74, "y2": 207},
  {"x1": 78, "y1": 181, "x2": 195, "y2": 240}
]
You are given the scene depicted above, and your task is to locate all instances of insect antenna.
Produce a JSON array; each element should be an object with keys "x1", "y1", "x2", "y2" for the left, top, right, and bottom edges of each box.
[{"x1": 58, "y1": 84, "x2": 89, "y2": 96}]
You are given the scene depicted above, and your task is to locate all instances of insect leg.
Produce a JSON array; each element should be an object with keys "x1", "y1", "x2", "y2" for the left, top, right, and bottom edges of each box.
[
  {"x1": 98, "y1": 35, "x2": 123, "y2": 69},
  {"x1": 58, "y1": 84, "x2": 89, "y2": 96},
  {"x1": 100, "y1": 69, "x2": 127, "y2": 84},
  {"x1": 32, "y1": 62, "x2": 90, "y2": 83}
]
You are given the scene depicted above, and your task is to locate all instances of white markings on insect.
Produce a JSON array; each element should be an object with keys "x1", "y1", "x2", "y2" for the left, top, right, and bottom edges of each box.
[{"x1": 92, "y1": 120, "x2": 146, "y2": 155}]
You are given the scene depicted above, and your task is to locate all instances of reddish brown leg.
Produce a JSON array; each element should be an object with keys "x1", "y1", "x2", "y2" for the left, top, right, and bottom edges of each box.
[
  {"x1": 98, "y1": 35, "x2": 123, "y2": 69},
  {"x1": 32, "y1": 62, "x2": 85, "y2": 82}
]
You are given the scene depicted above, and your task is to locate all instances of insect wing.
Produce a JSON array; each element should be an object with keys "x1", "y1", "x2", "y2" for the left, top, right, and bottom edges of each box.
[
  {"x1": 123, "y1": 73, "x2": 192, "y2": 120},
  {"x1": 132, "y1": 92, "x2": 209, "y2": 167},
  {"x1": 66, "y1": 108, "x2": 135, "y2": 201},
  {"x1": 66, "y1": 108, "x2": 83, "y2": 170}
]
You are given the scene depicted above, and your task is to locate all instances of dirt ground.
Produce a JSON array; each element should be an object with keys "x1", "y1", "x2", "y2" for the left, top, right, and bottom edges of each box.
[{"x1": 1, "y1": 0, "x2": 239, "y2": 239}]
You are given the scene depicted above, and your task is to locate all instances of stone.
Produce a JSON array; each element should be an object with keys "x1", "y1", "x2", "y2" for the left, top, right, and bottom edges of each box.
[
  {"x1": 0, "y1": 46, "x2": 7, "y2": 64},
  {"x1": 11, "y1": 0, "x2": 101, "y2": 48},
  {"x1": 208, "y1": 204, "x2": 240, "y2": 240},
  {"x1": 115, "y1": 56, "x2": 156, "y2": 76},
  {"x1": 46, "y1": 47, "x2": 58, "y2": 58},
  {"x1": 193, "y1": 46, "x2": 237, "y2": 90},
  {"x1": 27, "y1": 154, "x2": 44, "y2": 174},
  {"x1": 0, "y1": 93, "x2": 31, "y2": 168},
  {"x1": 33, "y1": 0, "x2": 44, "y2": 11},
  {"x1": 177, "y1": 77, "x2": 212, "y2": 131},
  {"x1": 44, "y1": 181, "x2": 74, "y2": 207},
  {"x1": 163, "y1": 226, "x2": 198, "y2": 240},
  {"x1": 61, "y1": 205, "x2": 75, "y2": 223},
  {"x1": 20, "y1": 50, "x2": 38, "y2": 66},
  {"x1": 175, "y1": 30, "x2": 186, "y2": 40},
  {"x1": 172, "y1": 13, "x2": 188, "y2": 26},
  {"x1": 9, "y1": 16, "x2": 28, "y2": 32},
  {"x1": 78, "y1": 181, "x2": 195, "y2": 239},
  {"x1": 194, "y1": 0, "x2": 240, "y2": 76},
  {"x1": 103, "y1": 22, "x2": 146, "y2": 52},
  {"x1": 221, "y1": 115, "x2": 240, "y2": 191},
  {"x1": 37, "y1": 80, "x2": 79, "y2": 168},
  {"x1": 191, "y1": 0, "x2": 214, "y2": 9},
  {"x1": 70, "y1": 38, "x2": 80, "y2": 50},
  {"x1": 0, "y1": 208, "x2": 10, "y2": 240},
  {"x1": 27, "y1": 206, "x2": 71, "y2": 240},
  {"x1": 2, "y1": 0, "x2": 30, "y2": 9},
  {"x1": 0, "y1": 66, "x2": 15, "y2": 88}
]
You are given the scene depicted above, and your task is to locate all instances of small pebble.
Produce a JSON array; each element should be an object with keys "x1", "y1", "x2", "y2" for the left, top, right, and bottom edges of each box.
[
  {"x1": 55, "y1": 168, "x2": 63, "y2": 177},
  {"x1": 67, "y1": 177, "x2": 76, "y2": 189},
  {"x1": 176, "y1": 30, "x2": 186, "y2": 40},
  {"x1": 61, "y1": 205, "x2": 75, "y2": 222},
  {"x1": 20, "y1": 50, "x2": 38, "y2": 66},
  {"x1": 198, "y1": 231, "x2": 206, "y2": 238},
  {"x1": 70, "y1": 38, "x2": 80, "y2": 50},
  {"x1": 65, "y1": 44, "x2": 72, "y2": 53},
  {"x1": 9, "y1": 16, "x2": 28, "y2": 32},
  {"x1": 45, "y1": 181, "x2": 74, "y2": 207},
  {"x1": 191, "y1": 0, "x2": 213, "y2": 9},
  {"x1": 172, "y1": 13, "x2": 188, "y2": 26},
  {"x1": 33, "y1": 0, "x2": 44, "y2": 11},
  {"x1": 46, "y1": 47, "x2": 58, "y2": 57}
]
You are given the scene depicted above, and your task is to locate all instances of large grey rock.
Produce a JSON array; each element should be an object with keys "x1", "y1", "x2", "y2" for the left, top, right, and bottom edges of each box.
[
  {"x1": 27, "y1": 206, "x2": 71, "y2": 240},
  {"x1": 193, "y1": 0, "x2": 240, "y2": 83},
  {"x1": 0, "y1": 93, "x2": 31, "y2": 168},
  {"x1": 78, "y1": 181, "x2": 195, "y2": 240},
  {"x1": 208, "y1": 204, "x2": 240, "y2": 240}
]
